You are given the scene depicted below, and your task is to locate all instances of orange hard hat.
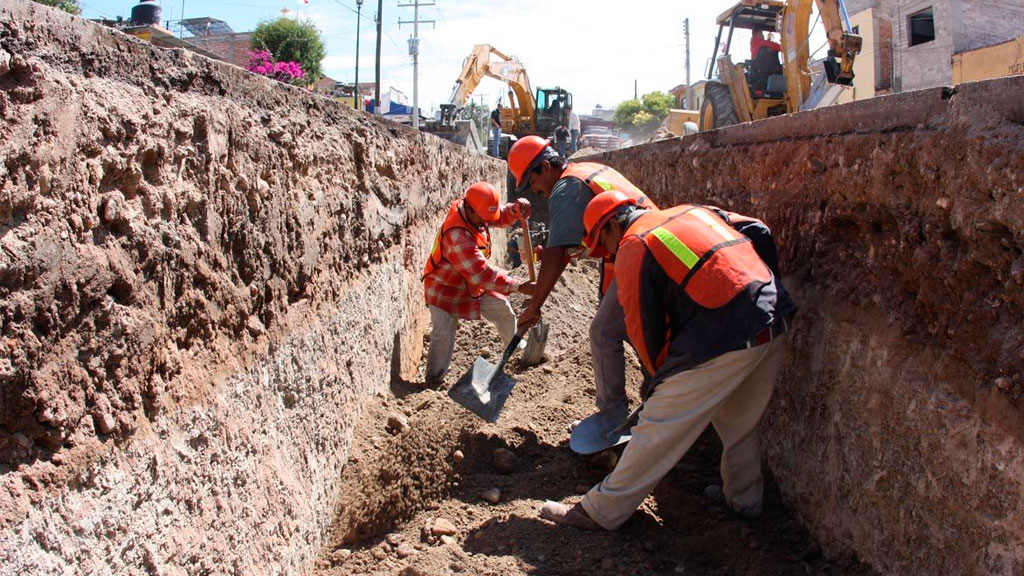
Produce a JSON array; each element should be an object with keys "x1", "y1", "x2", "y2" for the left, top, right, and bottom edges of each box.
[
  {"x1": 583, "y1": 190, "x2": 636, "y2": 258},
  {"x1": 508, "y1": 135, "x2": 555, "y2": 193},
  {"x1": 464, "y1": 181, "x2": 501, "y2": 223}
]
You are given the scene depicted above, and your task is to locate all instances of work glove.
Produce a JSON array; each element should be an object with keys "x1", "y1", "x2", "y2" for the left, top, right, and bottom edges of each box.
[{"x1": 510, "y1": 198, "x2": 531, "y2": 220}]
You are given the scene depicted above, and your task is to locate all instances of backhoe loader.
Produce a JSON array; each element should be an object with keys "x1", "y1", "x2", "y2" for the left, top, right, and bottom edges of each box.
[
  {"x1": 699, "y1": 0, "x2": 862, "y2": 130},
  {"x1": 427, "y1": 44, "x2": 571, "y2": 157}
]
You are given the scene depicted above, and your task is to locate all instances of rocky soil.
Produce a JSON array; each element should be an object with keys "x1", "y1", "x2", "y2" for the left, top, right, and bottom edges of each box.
[{"x1": 313, "y1": 262, "x2": 876, "y2": 576}]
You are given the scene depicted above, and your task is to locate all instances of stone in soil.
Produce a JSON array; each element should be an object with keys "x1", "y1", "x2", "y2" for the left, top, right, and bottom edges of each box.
[
  {"x1": 492, "y1": 448, "x2": 517, "y2": 474},
  {"x1": 452, "y1": 449, "x2": 464, "y2": 463},
  {"x1": 431, "y1": 518, "x2": 458, "y2": 536},
  {"x1": 396, "y1": 543, "x2": 416, "y2": 558},
  {"x1": 387, "y1": 413, "x2": 410, "y2": 434},
  {"x1": 479, "y1": 488, "x2": 501, "y2": 504}
]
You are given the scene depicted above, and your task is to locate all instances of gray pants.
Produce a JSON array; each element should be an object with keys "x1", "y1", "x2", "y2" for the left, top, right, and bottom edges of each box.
[
  {"x1": 425, "y1": 295, "x2": 517, "y2": 382},
  {"x1": 589, "y1": 279, "x2": 628, "y2": 414}
]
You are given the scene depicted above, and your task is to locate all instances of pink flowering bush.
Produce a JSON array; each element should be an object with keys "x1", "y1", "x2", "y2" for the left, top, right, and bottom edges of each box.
[{"x1": 246, "y1": 50, "x2": 305, "y2": 85}]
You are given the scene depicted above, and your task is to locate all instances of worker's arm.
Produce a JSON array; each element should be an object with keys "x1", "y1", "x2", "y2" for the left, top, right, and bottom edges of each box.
[
  {"x1": 496, "y1": 198, "x2": 531, "y2": 226},
  {"x1": 615, "y1": 237, "x2": 665, "y2": 376},
  {"x1": 517, "y1": 245, "x2": 569, "y2": 329},
  {"x1": 445, "y1": 229, "x2": 523, "y2": 295},
  {"x1": 516, "y1": 178, "x2": 590, "y2": 329}
]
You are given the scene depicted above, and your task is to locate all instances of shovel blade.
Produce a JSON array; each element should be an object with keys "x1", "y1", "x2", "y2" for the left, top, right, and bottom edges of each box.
[
  {"x1": 569, "y1": 411, "x2": 633, "y2": 454},
  {"x1": 448, "y1": 356, "x2": 518, "y2": 422},
  {"x1": 520, "y1": 321, "x2": 549, "y2": 367}
]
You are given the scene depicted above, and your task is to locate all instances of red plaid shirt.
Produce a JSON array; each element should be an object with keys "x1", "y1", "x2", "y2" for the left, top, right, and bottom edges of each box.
[{"x1": 424, "y1": 203, "x2": 521, "y2": 319}]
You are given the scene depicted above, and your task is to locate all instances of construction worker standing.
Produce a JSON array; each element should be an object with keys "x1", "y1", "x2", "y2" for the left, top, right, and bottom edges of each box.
[
  {"x1": 422, "y1": 182, "x2": 534, "y2": 385},
  {"x1": 540, "y1": 190, "x2": 797, "y2": 531},
  {"x1": 507, "y1": 136, "x2": 656, "y2": 439}
]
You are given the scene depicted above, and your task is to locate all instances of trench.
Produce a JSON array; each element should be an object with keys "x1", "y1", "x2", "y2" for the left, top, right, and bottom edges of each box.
[{"x1": 313, "y1": 263, "x2": 875, "y2": 576}]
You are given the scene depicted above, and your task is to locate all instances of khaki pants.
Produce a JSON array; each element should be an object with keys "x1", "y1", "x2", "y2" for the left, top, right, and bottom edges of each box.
[
  {"x1": 424, "y1": 295, "x2": 517, "y2": 382},
  {"x1": 581, "y1": 337, "x2": 786, "y2": 530}
]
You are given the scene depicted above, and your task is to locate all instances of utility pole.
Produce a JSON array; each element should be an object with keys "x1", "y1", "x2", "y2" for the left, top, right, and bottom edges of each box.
[
  {"x1": 634, "y1": 79, "x2": 638, "y2": 100},
  {"x1": 398, "y1": 0, "x2": 435, "y2": 129},
  {"x1": 684, "y1": 18, "x2": 694, "y2": 110},
  {"x1": 374, "y1": 0, "x2": 383, "y2": 114}
]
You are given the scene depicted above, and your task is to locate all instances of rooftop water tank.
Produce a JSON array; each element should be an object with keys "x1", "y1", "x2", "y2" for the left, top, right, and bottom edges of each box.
[{"x1": 130, "y1": 0, "x2": 162, "y2": 26}]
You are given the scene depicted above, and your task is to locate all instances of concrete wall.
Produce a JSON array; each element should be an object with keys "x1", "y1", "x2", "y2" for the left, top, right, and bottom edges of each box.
[
  {"x1": 592, "y1": 78, "x2": 1024, "y2": 575},
  {"x1": 953, "y1": 35, "x2": 1024, "y2": 83},
  {"x1": 0, "y1": 1, "x2": 504, "y2": 574}
]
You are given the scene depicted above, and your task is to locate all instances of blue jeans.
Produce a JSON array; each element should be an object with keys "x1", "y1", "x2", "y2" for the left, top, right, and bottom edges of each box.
[
  {"x1": 557, "y1": 140, "x2": 567, "y2": 158},
  {"x1": 571, "y1": 129, "x2": 579, "y2": 153},
  {"x1": 491, "y1": 127, "x2": 501, "y2": 157}
]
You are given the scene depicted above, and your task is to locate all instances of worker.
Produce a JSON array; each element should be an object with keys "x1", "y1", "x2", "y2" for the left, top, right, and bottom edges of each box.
[
  {"x1": 567, "y1": 105, "x2": 581, "y2": 154},
  {"x1": 490, "y1": 103, "x2": 502, "y2": 157},
  {"x1": 749, "y1": 30, "x2": 783, "y2": 93},
  {"x1": 750, "y1": 30, "x2": 781, "y2": 60},
  {"x1": 507, "y1": 136, "x2": 656, "y2": 439},
  {"x1": 508, "y1": 232, "x2": 522, "y2": 269},
  {"x1": 554, "y1": 124, "x2": 570, "y2": 158},
  {"x1": 422, "y1": 182, "x2": 535, "y2": 385},
  {"x1": 539, "y1": 190, "x2": 797, "y2": 531}
]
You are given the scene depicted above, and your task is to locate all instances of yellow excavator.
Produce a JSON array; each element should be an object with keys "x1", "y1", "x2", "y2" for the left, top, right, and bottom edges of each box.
[
  {"x1": 433, "y1": 44, "x2": 571, "y2": 156},
  {"x1": 698, "y1": 0, "x2": 862, "y2": 130}
]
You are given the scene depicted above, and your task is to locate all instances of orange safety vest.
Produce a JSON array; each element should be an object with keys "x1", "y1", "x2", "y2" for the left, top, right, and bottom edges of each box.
[
  {"x1": 628, "y1": 204, "x2": 771, "y2": 309},
  {"x1": 422, "y1": 200, "x2": 492, "y2": 297},
  {"x1": 560, "y1": 162, "x2": 658, "y2": 295}
]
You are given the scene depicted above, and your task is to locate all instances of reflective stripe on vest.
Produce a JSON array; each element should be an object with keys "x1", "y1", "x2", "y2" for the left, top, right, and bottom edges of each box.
[
  {"x1": 635, "y1": 206, "x2": 771, "y2": 309},
  {"x1": 422, "y1": 200, "x2": 491, "y2": 296}
]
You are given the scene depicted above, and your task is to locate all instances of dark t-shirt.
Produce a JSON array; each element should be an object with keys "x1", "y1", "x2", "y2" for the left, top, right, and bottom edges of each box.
[
  {"x1": 546, "y1": 177, "x2": 590, "y2": 248},
  {"x1": 490, "y1": 109, "x2": 501, "y2": 128}
]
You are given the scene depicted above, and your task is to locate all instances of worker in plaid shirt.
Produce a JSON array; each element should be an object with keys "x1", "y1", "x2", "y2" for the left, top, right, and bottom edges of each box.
[{"x1": 422, "y1": 182, "x2": 535, "y2": 385}]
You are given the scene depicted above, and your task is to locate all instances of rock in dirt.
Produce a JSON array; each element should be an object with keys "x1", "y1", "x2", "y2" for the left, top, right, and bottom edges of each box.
[
  {"x1": 387, "y1": 413, "x2": 410, "y2": 434},
  {"x1": 588, "y1": 450, "x2": 618, "y2": 471},
  {"x1": 400, "y1": 567, "x2": 426, "y2": 576},
  {"x1": 479, "y1": 488, "x2": 501, "y2": 504},
  {"x1": 431, "y1": 518, "x2": 458, "y2": 537},
  {"x1": 492, "y1": 448, "x2": 517, "y2": 473},
  {"x1": 386, "y1": 533, "x2": 402, "y2": 546},
  {"x1": 452, "y1": 449, "x2": 464, "y2": 464},
  {"x1": 396, "y1": 543, "x2": 416, "y2": 558},
  {"x1": 440, "y1": 535, "x2": 456, "y2": 545}
]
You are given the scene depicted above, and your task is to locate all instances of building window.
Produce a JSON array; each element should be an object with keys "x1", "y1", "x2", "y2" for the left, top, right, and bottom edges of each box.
[
  {"x1": 851, "y1": 25, "x2": 860, "y2": 35},
  {"x1": 908, "y1": 7, "x2": 935, "y2": 46}
]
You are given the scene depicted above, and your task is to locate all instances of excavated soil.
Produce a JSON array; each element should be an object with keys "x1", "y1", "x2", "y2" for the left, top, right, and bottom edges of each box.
[{"x1": 314, "y1": 262, "x2": 875, "y2": 576}]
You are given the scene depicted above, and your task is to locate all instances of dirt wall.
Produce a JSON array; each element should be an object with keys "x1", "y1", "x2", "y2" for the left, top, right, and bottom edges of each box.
[
  {"x1": 594, "y1": 77, "x2": 1024, "y2": 575},
  {"x1": 0, "y1": 1, "x2": 504, "y2": 573}
]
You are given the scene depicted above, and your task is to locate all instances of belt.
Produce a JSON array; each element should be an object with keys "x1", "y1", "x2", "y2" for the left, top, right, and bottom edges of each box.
[{"x1": 745, "y1": 317, "x2": 790, "y2": 349}]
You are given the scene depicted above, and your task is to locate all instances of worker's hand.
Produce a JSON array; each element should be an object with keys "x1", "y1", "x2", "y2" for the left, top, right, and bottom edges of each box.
[
  {"x1": 517, "y1": 303, "x2": 542, "y2": 331},
  {"x1": 510, "y1": 198, "x2": 531, "y2": 220},
  {"x1": 517, "y1": 281, "x2": 536, "y2": 296}
]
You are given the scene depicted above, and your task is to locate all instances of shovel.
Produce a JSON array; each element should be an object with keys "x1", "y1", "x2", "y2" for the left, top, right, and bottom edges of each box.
[
  {"x1": 518, "y1": 219, "x2": 548, "y2": 367},
  {"x1": 569, "y1": 405, "x2": 641, "y2": 454},
  {"x1": 448, "y1": 330, "x2": 525, "y2": 422}
]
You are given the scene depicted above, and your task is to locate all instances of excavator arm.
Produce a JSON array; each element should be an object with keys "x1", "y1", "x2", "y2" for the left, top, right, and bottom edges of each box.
[
  {"x1": 779, "y1": 0, "x2": 861, "y2": 111},
  {"x1": 444, "y1": 44, "x2": 537, "y2": 132}
]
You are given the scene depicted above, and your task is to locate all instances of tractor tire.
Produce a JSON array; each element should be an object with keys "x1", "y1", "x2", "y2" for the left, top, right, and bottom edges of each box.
[{"x1": 699, "y1": 81, "x2": 740, "y2": 131}]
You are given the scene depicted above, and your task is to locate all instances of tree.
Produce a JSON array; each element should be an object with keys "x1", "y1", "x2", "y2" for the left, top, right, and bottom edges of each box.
[
  {"x1": 613, "y1": 91, "x2": 675, "y2": 138},
  {"x1": 250, "y1": 18, "x2": 326, "y2": 86},
  {"x1": 460, "y1": 101, "x2": 492, "y2": 145},
  {"x1": 33, "y1": 0, "x2": 81, "y2": 14}
]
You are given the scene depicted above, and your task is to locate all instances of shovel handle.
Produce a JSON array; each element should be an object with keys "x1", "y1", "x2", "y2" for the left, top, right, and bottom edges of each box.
[{"x1": 520, "y1": 219, "x2": 536, "y2": 282}]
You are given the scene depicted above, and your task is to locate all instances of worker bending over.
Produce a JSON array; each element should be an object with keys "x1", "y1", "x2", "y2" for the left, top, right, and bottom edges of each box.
[
  {"x1": 506, "y1": 136, "x2": 656, "y2": 439},
  {"x1": 541, "y1": 190, "x2": 797, "y2": 531},
  {"x1": 422, "y1": 182, "x2": 535, "y2": 385}
]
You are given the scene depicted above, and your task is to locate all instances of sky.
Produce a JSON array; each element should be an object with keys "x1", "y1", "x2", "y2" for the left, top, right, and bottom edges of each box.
[{"x1": 79, "y1": 0, "x2": 826, "y2": 115}]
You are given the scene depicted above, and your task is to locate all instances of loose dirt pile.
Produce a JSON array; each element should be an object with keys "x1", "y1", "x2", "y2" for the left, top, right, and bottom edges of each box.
[{"x1": 314, "y1": 261, "x2": 875, "y2": 576}]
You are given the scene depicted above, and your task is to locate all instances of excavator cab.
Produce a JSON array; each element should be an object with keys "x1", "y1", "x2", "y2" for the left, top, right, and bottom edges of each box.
[
  {"x1": 699, "y1": 0, "x2": 861, "y2": 131},
  {"x1": 535, "y1": 87, "x2": 572, "y2": 136}
]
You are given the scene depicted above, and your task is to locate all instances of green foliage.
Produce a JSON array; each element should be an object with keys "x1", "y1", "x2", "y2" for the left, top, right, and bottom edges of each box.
[
  {"x1": 33, "y1": 0, "x2": 81, "y2": 15},
  {"x1": 613, "y1": 91, "x2": 674, "y2": 137},
  {"x1": 461, "y1": 101, "x2": 492, "y2": 144},
  {"x1": 250, "y1": 18, "x2": 326, "y2": 86}
]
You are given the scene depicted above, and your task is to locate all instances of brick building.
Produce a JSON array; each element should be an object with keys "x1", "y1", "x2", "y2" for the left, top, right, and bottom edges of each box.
[
  {"x1": 843, "y1": 0, "x2": 1024, "y2": 96},
  {"x1": 176, "y1": 18, "x2": 252, "y2": 69}
]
